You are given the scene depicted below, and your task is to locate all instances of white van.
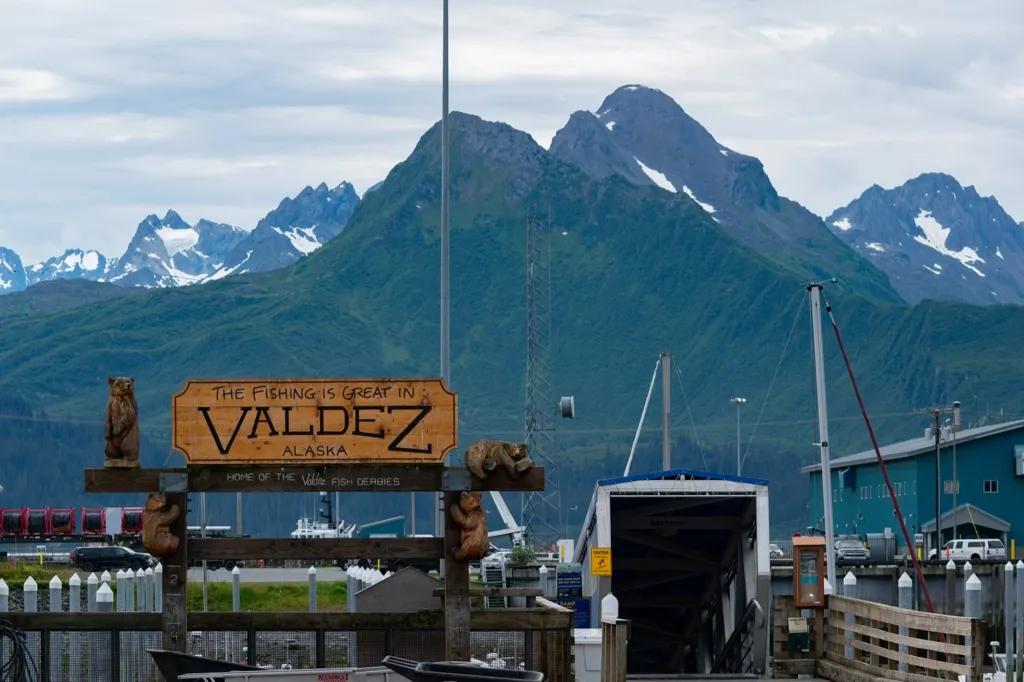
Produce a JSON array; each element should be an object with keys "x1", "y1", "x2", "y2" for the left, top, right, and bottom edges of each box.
[{"x1": 929, "y1": 538, "x2": 1007, "y2": 562}]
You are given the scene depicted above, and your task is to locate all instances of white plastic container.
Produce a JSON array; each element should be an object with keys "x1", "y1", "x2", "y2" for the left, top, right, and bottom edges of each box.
[{"x1": 572, "y1": 628, "x2": 602, "y2": 682}]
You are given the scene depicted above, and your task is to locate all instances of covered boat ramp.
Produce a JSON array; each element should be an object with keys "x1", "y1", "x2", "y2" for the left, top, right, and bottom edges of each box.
[{"x1": 573, "y1": 468, "x2": 771, "y2": 677}]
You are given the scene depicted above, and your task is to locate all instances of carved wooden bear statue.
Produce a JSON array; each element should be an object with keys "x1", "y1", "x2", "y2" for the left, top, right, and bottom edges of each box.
[
  {"x1": 463, "y1": 439, "x2": 533, "y2": 481},
  {"x1": 141, "y1": 492, "x2": 181, "y2": 558},
  {"x1": 449, "y1": 491, "x2": 489, "y2": 562},
  {"x1": 104, "y1": 376, "x2": 140, "y2": 464}
]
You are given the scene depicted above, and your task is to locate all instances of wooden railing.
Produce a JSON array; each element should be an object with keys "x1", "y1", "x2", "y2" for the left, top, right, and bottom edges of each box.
[{"x1": 825, "y1": 595, "x2": 984, "y2": 681}]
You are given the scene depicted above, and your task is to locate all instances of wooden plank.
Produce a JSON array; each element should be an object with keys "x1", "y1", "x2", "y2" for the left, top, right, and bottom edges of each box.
[
  {"x1": 190, "y1": 537, "x2": 444, "y2": 561},
  {"x1": 84, "y1": 465, "x2": 545, "y2": 493},
  {"x1": 188, "y1": 609, "x2": 571, "y2": 631},
  {"x1": 826, "y1": 622, "x2": 971, "y2": 674},
  {"x1": 829, "y1": 595, "x2": 972, "y2": 636},
  {"x1": 444, "y1": 490, "x2": 471, "y2": 660},
  {"x1": 171, "y1": 378, "x2": 457, "y2": 465},
  {"x1": 825, "y1": 651, "x2": 950, "y2": 682},
  {"x1": 0, "y1": 609, "x2": 572, "y2": 632},
  {"x1": 0, "y1": 613, "x2": 162, "y2": 630},
  {"x1": 161, "y1": 491, "x2": 188, "y2": 653}
]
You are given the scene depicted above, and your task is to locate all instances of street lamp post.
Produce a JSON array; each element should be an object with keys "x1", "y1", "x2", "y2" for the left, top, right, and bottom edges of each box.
[{"x1": 730, "y1": 397, "x2": 746, "y2": 475}]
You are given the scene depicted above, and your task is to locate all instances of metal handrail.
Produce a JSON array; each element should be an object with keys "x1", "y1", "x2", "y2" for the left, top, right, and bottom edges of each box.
[{"x1": 709, "y1": 598, "x2": 759, "y2": 674}]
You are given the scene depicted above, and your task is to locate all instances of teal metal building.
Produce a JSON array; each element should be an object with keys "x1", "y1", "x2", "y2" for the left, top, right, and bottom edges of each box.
[{"x1": 802, "y1": 419, "x2": 1024, "y2": 556}]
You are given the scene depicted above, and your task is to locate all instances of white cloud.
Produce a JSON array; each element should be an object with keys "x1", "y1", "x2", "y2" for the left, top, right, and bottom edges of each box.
[
  {"x1": 0, "y1": 68, "x2": 86, "y2": 102},
  {"x1": 0, "y1": 0, "x2": 1022, "y2": 262}
]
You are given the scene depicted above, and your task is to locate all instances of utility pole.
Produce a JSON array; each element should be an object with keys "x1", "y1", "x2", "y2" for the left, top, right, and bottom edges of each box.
[
  {"x1": 808, "y1": 282, "x2": 836, "y2": 591},
  {"x1": 435, "y1": 0, "x2": 451, "y2": 553},
  {"x1": 661, "y1": 352, "x2": 671, "y2": 470},
  {"x1": 731, "y1": 397, "x2": 746, "y2": 475},
  {"x1": 922, "y1": 403, "x2": 957, "y2": 553},
  {"x1": 952, "y1": 401, "x2": 960, "y2": 540},
  {"x1": 933, "y1": 411, "x2": 941, "y2": 553}
]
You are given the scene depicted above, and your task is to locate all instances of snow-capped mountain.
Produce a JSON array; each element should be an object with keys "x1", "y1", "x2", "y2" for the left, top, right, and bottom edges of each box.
[
  {"x1": 209, "y1": 182, "x2": 359, "y2": 280},
  {"x1": 26, "y1": 249, "x2": 114, "y2": 286},
  {"x1": 0, "y1": 247, "x2": 26, "y2": 292},
  {"x1": 106, "y1": 210, "x2": 246, "y2": 288},
  {"x1": 547, "y1": 84, "x2": 900, "y2": 302},
  {"x1": 0, "y1": 181, "x2": 362, "y2": 295},
  {"x1": 827, "y1": 173, "x2": 1024, "y2": 305}
]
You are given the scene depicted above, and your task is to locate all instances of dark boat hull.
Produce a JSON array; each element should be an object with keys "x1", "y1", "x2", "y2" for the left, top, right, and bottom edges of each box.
[{"x1": 148, "y1": 649, "x2": 261, "y2": 680}]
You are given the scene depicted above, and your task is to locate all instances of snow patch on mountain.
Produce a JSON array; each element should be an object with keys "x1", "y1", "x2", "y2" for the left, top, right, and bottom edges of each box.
[
  {"x1": 912, "y1": 209, "x2": 986, "y2": 277},
  {"x1": 634, "y1": 158, "x2": 675, "y2": 192},
  {"x1": 155, "y1": 226, "x2": 200, "y2": 256},
  {"x1": 271, "y1": 227, "x2": 319, "y2": 255},
  {"x1": 682, "y1": 186, "x2": 717, "y2": 215},
  {"x1": 832, "y1": 217, "x2": 853, "y2": 231}
]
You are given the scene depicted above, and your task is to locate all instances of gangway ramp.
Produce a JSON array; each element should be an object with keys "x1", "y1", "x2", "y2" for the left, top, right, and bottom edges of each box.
[{"x1": 574, "y1": 469, "x2": 770, "y2": 677}]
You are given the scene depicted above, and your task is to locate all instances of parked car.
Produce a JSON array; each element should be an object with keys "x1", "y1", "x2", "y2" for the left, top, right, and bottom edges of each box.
[
  {"x1": 769, "y1": 543, "x2": 785, "y2": 559},
  {"x1": 834, "y1": 539, "x2": 870, "y2": 564},
  {"x1": 70, "y1": 545, "x2": 156, "y2": 572},
  {"x1": 929, "y1": 538, "x2": 1006, "y2": 563}
]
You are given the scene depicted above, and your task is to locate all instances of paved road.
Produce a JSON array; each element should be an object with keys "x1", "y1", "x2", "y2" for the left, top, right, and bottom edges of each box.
[{"x1": 187, "y1": 566, "x2": 350, "y2": 583}]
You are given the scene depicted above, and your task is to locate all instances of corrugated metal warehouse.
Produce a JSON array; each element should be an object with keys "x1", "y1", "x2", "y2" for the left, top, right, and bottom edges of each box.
[{"x1": 803, "y1": 419, "x2": 1024, "y2": 556}]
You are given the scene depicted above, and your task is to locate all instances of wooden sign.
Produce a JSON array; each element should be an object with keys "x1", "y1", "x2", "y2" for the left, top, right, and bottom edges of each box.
[
  {"x1": 591, "y1": 547, "x2": 612, "y2": 576},
  {"x1": 172, "y1": 378, "x2": 457, "y2": 465}
]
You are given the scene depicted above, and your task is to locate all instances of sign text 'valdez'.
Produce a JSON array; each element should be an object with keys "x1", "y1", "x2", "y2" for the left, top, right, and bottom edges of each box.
[{"x1": 171, "y1": 378, "x2": 457, "y2": 465}]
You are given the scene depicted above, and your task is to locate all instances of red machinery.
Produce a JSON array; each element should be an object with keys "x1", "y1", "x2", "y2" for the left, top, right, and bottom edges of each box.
[
  {"x1": 0, "y1": 508, "x2": 27, "y2": 536},
  {"x1": 25, "y1": 508, "x2": 51, "y2": 535},
  {"x1": 49, "y1": 507, "x2": 76, "y2": 535},
  {"x1": 81, "y1": 507, "x2": 106, "y2": 535},
  {"x1": 122, "y1": 507, "x2": 144, "y2": 534}
]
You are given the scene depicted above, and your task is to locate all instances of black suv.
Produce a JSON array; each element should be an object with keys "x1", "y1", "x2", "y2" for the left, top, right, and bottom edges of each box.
[{"x1": 70, "y1": 546, "x2": 156, "y2": 572}]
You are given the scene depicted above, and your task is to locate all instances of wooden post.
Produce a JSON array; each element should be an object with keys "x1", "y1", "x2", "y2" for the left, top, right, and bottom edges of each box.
[
  {"x1": 162, "y1": 491, "x2": 188, "y2": 653},
  {"x1": 444, "y1": 491, "x2": 470, "y2": 660}
]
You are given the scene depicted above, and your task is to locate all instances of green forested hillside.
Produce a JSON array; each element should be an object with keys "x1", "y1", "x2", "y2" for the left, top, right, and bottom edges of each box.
[{"x1": 0, "y1": 113, "x2": 1022, "y2": 536}]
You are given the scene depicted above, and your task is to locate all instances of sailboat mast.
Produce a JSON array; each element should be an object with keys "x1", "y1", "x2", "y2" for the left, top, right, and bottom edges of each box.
[{"x1": 809, "y1": 282, "x2": 837, "y2": 590}]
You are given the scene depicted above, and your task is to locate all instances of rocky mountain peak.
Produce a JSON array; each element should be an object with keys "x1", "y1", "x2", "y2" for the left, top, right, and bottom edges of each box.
[
  {"x1": 0, "y1": 247, "x2": 26, "y2": 292},
  {"x1": 827, "y1": 172, "x2": 1024, "y2": 305},
  {"x1": 547, "y1": 83, "x2": 901, "y2": 303},
  {"x1": 209, "y1": 180, "x2": 360, "y2": 280},
  {"x1": 26, "y1": 249, "x2": 113, "y2": 286}
]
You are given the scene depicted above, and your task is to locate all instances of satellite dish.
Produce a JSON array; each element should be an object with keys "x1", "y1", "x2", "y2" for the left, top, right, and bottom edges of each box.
[{"x1": 558, "y1": 396, "x2": 575, "y2": 419}]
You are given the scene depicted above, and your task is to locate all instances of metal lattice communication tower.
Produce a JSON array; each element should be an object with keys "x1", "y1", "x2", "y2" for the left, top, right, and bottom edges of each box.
[{"x1": 522, "y1": 204, "x2": 560, "y2": 546}]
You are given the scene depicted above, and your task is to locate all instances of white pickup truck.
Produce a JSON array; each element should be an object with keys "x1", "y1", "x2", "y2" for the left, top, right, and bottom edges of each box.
[{"x1": 928, "y1": 538, "x2": 1006, "y2": 562}]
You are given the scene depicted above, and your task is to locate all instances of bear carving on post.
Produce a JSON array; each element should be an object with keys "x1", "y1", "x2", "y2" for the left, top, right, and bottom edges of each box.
[
  {"x1": 449, "y1": 491, "x2": 489, "y2": 562},
  {"x1": 463, "y1": 439, "x2": 533, "y2": 481},
  {"x1": 141, "y1": 493, "x2": 181, "y2": 558},
  {"x1": 104, "y1": 376, "x2": 140, "y2": 468}
]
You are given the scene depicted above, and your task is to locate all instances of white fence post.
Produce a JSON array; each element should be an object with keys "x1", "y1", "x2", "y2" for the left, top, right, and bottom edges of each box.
[
  {"x1": 309, "y1": 566, "x2": 317, "y2": 612},
  {"x1": 23, "y1": 577, "x2": 37, "y2": 612},
  {"x1": 898, "y1": 572, "x2": 912, "y2": 674}
]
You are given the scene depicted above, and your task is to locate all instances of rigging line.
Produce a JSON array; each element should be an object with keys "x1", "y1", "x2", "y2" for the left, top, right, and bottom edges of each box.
[
  {"x1": 820, "y1": 290, "x2": 946, "y2": 641},
  {"x1": 672, "y1": 361, "x2": 709, "y2": 471},
  {"x1": 624, "y1": 355, "x2": 663, "y2": 477},
  {"x1": 740, "y1": 290, "x2": 806, "y2": 470}
]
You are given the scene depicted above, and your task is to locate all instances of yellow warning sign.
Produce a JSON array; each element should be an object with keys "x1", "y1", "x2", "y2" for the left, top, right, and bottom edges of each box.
[{"x1": 591, "y1": 547, "x2": 612, "y2": 576}]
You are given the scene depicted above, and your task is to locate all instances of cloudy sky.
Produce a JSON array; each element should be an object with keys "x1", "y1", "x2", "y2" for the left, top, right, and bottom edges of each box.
[{"x1": 1, "y1": 0, "x2": 1022, "y2": 263}]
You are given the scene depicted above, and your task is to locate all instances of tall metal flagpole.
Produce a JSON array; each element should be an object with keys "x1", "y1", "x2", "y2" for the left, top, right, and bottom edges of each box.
[
  {"x1": 808, "y1": 283, "x2": 837, "y2": 591},
  {"x1": 435, "y1": 0, "x2": 451, "y2": 550}
]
